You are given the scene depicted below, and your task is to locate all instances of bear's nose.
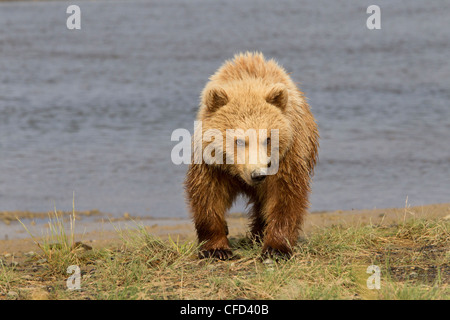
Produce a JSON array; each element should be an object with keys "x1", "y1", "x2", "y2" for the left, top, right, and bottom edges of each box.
[{"x1": 251, "y1": 170, "x2": 266, "y2": 183}]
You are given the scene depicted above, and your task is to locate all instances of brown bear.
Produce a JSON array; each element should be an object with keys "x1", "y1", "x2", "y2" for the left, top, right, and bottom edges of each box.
[{"x1": 185, "y1": 52, "x2": 319, "y2": 260}]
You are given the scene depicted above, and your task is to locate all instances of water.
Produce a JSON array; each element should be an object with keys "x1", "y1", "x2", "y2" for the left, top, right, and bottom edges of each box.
[{"x1": 0, "y1": 0, "x2": 449, "y2": 219}]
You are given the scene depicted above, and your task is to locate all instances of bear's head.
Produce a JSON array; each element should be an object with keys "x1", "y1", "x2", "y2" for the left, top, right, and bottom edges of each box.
[{"x1": 197, "y1": 80, "x2": 293, "y2": 186}]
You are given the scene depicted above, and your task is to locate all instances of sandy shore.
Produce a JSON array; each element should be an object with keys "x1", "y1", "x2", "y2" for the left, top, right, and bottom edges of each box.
[{"x1": 1, "y1": 203, "x2": 449, "y2": 256}]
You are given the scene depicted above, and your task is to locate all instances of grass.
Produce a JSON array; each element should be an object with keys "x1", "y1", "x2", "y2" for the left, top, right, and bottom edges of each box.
[
  {"x1": 1, "y1": 209, "x2": 449, "y2": 300},
  {"x1": 15, "y1": 197, "x2": 97, "y2": 276}
]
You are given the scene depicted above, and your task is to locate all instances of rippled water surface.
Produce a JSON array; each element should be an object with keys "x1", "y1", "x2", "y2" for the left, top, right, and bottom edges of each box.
[{"x1": 1, "y1": 0, "x2": 449, "y2": 218}]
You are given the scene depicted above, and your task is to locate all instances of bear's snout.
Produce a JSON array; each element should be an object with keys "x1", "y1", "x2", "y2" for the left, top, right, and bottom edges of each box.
[{"x1": 251, "y1": 169, "x2": 266, "y2": 183}]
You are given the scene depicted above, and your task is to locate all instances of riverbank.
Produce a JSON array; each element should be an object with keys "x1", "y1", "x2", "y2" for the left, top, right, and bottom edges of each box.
[
  {"x1": 0, "y1": 203, "x2": 449, "y2": 300},
  {"x1": 1, "y1": 202, "x2": 449, "y2": 252}
]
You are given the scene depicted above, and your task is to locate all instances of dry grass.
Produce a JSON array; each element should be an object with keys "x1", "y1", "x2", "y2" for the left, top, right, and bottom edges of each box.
[
  {"x1": 1, "y1": 196, "x2": 449, "y2": 300},
  {"x1": 1, "y1": 208, "x2": 448, "y2": 300}
]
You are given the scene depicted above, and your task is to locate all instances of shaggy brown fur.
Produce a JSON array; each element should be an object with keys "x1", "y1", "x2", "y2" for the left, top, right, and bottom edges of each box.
[{"x1": 185, "y1": 52, "x2": 319, "y2": 259}]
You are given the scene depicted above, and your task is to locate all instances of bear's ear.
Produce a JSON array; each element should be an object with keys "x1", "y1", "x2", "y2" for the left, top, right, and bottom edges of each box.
[
  {"x1": 265, "y1": 83, "x2": 288, "y2": 111},
  {"x1": 204, "y1": 86, "x2": 229, "y2": 112}
]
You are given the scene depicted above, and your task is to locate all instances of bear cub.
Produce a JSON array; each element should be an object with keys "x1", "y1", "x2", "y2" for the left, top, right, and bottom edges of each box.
[{"x1": 185, "y1": 52, "x2": 319, "y2": 260}]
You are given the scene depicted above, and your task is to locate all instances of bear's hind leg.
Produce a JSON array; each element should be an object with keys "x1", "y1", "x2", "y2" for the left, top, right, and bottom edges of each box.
[{"x1": 248, "y1": 201, "x2": 266, "y2": 243}]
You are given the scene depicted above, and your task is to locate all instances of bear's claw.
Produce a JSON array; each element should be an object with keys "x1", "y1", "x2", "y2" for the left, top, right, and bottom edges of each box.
[
  {"x1": 262, "y1": 247, "x2": 292, "y2": 261},
  {"x1": 199, "y1": 249, "x2": 234, "y2": 260}
]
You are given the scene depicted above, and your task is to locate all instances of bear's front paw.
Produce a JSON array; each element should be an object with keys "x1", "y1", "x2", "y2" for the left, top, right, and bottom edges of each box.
[
  {"x1": 199, "y1": 249, "x2": 234, "y2": 260},
  {"x1": 262, "y1": 246, "x2": 292, "y2": 261}
]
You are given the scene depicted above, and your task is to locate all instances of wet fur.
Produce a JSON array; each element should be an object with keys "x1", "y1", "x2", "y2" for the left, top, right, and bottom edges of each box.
[{"x1": 185, "y1": 52, "x2": 319, "y2": 259}]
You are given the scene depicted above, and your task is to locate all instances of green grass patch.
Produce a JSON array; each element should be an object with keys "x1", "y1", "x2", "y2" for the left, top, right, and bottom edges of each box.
[{"x1": 1, "y1": 214, "x2": 448, "y2": 300}]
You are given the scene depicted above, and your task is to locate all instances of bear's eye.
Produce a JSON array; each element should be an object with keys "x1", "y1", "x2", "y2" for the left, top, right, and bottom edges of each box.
[
  {"x1": 236, "y1": 139, "x2": 245, "y2": 147},
  {"x1": 264, "y1": 137, "x2": 271, "y2": 145}
]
